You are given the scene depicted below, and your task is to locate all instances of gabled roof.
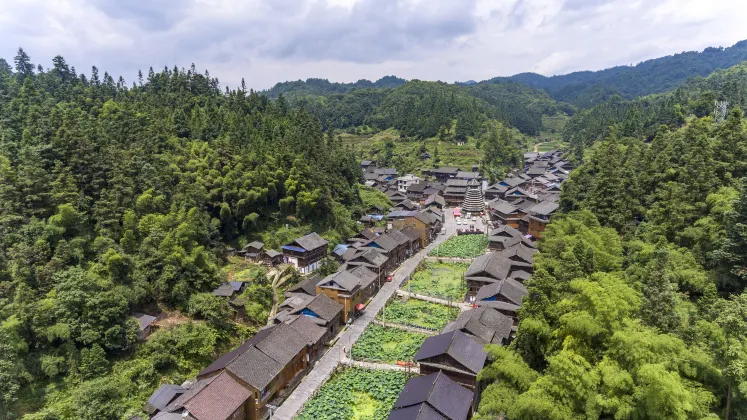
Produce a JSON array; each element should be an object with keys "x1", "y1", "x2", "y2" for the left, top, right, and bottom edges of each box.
[
  {"x1": 227, "y1": 346, "x2": 282, "y2": 391},
  {"x1": 443, "y1": 307, "x2": 513, "y2": 345},
  {"x1": 376, "y1": 168, "x2": 398, "y2": 175},
  {"x1": 390, "y1": 372, "x2": 473, "y2": 420},
  {"x1": 498, "y1": 177, "x2": 526, "y2": 188},
  {"x1": 488, "y1": 200, "x2": 518, "y2": 214},
  {"x1": 288, "y1": 314, "x2": 328, "y2": 346},
  {"x1": 146, "y1": 385, "x2": 186, "y2": 415},
  {"x1": 505, "y1": 187, "x2": 539, "y2": 201},
  {"x1": 370, "y1": 234, "x2": 399, "y2": 252},
  {"x1": 455, "y1": 171, "x2": 480, "y2": 180},
  {"x1": 531, "y1": 200, "x2": 559, "y2": 216},
  {"x1": 386, "y1": 230, "x2": 411, "y2": 246},
  {"x1": 401, "y1": 227, "x2": 421, "y2": 242},
  {"x1": 318, "y1": 270, "x2": 362, "y2": 292},
  {"x1": 134, "y1": 313, "x2": 157, "y2": 331},
  {"x1": 349, "y1": 265, "x2": 378, "y2": 289},
  {"x1": 499, "y1": 243, "x2": 538, "y2": 264},
  {"x1": 212, "y1": 283, "x2": 236, "y2": 297},
  {"x1": 526, "y1": 166, "x2": 547, "y2": 176},
  {"x1": 182, "y1": 372, "x2": 252, "y2": 420},
  {"x1": 414, "y1": 331, "x2": 487, "y2": 375},
  {"x1": 407, "y1": 182, "x2": 428, "y2": 193},
  {"x1": 361, "y1": 160, "x2": 374, "y2": 166},
  {"x1": 264, "y1": 249, "x2": 283, "y2": 258},
  {"x1": 445, "y1": 179, "x2": 469, "y2": 187},
  {"x1": 360, "y1": 248, "x2": 389, "y2": 267},
  {"x1": 290, "y1": 293, "x2": 343, "y2": 321},
  {"x1": 197, "y1": 326, "x2": 277, "y2": 378},
  {"x1": 489, "y1": 225, "x2": 523, "y2": 239},
  {"x1": 424, "y1": 194, "x2": 446, "y2": 208},
  {"x1": 475, "y1": 278, "x2": 527, "y2": 305},
  {"x1": 429, "y1": 166, "x2": 461, "y2": 174},
  {"x1": 289, "y1": 232, "x2": 328, "y2": 251},
  {"x1": 443, "y1": 186, "x2": 467, "y2": 195},
  {"x1": 396, "y1": 199, "x2": 418, "y2": 210},
  {"x1": 254, "y1": 323, "x2": 310, "y2": 367},
  {"x1": 286, "y1": 274, "x2": 322, "y2": 297},
  {"x1": 245, "y1": 241, "x2": 264, "y2": 251},
  {"x1": 466, "y1": 252, "x2": 533, "y2": 282}
]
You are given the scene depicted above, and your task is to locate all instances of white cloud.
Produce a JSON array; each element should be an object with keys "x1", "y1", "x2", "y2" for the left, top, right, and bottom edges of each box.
[{"x1": 0, "y1": 0, "x2": 746, "y2": 90}]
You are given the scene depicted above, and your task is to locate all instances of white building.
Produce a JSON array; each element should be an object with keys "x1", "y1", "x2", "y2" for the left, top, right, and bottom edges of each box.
[{"x1": 397, "y1": 174, "x2": 423, "y2": 192}]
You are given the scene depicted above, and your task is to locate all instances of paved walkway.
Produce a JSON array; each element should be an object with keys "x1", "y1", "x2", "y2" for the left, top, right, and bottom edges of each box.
[
  {"x1": 346, "y1": 359, "x2": 420, "y2": 373},
  {"x1": 396, "y1": 289, "x2": 472, "y2": 310},
  {"x1": 272, "y1": 215, "x2": 457, "y2": 420},
  {"x1": 371, "y1": 318, "x2": 439, "y2": 335}
]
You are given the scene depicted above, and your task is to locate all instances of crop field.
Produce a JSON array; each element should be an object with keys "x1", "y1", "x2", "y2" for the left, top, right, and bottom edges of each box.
[
  {"x1": 405, "y1": 261, "x2": 469, "y2": 300},
  {"x1": 296, "y1": 367, "x2": 408, "y2": 420},
  {"x1": 429, "y1": 235, "x2": 488, "y2": 258},
  {"x1": 350, "y1": 324, "x2": 426, "y2": 363},
  {"x1": 378, "y1": 298, "x2": 458, "y2": 330}
]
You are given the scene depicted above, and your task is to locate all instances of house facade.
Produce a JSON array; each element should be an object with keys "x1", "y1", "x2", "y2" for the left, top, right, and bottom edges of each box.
[{"x1": 282, "y1": 232, "x2": 329, "y2": 274}]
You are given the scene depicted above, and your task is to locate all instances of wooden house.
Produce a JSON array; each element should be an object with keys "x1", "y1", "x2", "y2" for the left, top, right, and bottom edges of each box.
[
  {"x1": 282, "y1": 232, "x2": 328, "y2": 275},
  {"x1": 464, "y1": 252, "x2": 533, "y2": 298},
  {"x1": 443, "y1": 306, "x2": 513, "y2": 346},
  {"x1": 316, "y1": 269, "x2": 376, "y2": 323},
  {"x1": 133, "y1": 313, "x2": 158, "y2": 341},
  {"x1": 414, "y1": 330, "x2": 487, "y2": 390},
  {"x1": 389, "y1": 372, "x2": 474, "y2": 420}
]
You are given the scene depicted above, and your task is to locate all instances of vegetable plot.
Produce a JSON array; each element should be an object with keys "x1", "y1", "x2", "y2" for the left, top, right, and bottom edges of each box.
[
  {"x1": 429, "y1": 235, "x2": 488, "y2": 258},
  {"x1": 351, "y1": 324, "x2": 426, "y2": 363},
  {"x1": 297, "y1": 367, "x2": 407, "y2": 420},
  {"x1": 405, "y1": 261, "x2": 469, "y2": 300},
  {"x1": 378, "y1": 298, "x2": 458, "y2": 330}
]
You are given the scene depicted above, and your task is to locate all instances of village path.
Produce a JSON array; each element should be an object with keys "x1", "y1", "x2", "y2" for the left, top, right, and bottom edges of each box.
[
  {"x1": 271, "y1": 212, "x2": 458, "y2": 420},
  {"x1": 345, "y1": 359, "x2": 420, "y2": 374},
  {"x1": 395, "y1": 289, "x2": 472, "y2": 311}
]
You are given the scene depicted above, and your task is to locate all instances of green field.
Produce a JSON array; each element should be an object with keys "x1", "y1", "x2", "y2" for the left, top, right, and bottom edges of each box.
[
  {"x1": 405, "y1": 261, "x2": 469, "y2": 300},
  {"x1": 296, "y1": 367, "x2": 407, "y2": 420},
  {"x1": 339, "y1": 128, "x2": 483, "y2": 175},
  {"x1": 351, "y1": 324, "x2": 426, "y2": 363},
  {"x1": 378, "y1": 298, "x2": 459, "y2": 330},
  {"x1": 429, "y1": 235, "x2": 488, "y2": 258},
  {"x1": 535, "y1": 139, "x2": 569, "y2": 152}
]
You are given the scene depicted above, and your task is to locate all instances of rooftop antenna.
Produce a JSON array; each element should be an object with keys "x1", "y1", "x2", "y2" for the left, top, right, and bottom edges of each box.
[{"x1": 714, "y1": 100, "x2": 728, "y2": 124}]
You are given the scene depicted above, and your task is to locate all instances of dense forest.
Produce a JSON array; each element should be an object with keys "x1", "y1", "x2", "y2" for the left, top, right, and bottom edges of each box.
[
  {"x1": 0, "y1": 49, "x2": 366, "y2": 419},
  {"x1": 476, "y1": 103, "x2": 747, "y2": 418},
  {"x1": 563, "y1": 61, "x2": 747, "y2": 160}
]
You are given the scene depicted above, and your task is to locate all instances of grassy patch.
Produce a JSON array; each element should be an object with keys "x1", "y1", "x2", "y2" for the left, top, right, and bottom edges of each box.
[
  {"x1": 339, "y1": 129, "x2": 483, "y2": 175},
  {"x1": 351, "y1": 324, "x2": 426, "y2": 363},
  {"x1": 405, "y1": 261, "x2": 469, "y2": 300},
  {"x1": 429, "y1": 235, "x2": 488, "y2": 258},
  {"x1": 378, "y1": 298, "x2": 459, "y2": 330},
  {"x1": 297, "y1": 367, "x2": 407, "y2": 420},
  {"x1": 220, "y1": 256, "x2": 267, "y2": 282}
]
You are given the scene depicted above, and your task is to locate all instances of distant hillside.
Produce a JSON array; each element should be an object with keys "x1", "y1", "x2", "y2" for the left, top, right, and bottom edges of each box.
[
  {"x1": 562, "y1": 59, "x2": 747, "y2": 157},
  {"x1": 496, "y1": 39, "x2": 747, "y2": 105},
  {"x1": 264, "y1": 75, "x2": 406, "y2": 99}
]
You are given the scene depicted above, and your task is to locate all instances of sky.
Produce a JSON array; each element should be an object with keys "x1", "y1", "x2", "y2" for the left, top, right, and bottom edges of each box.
[{"x1": 1, "y1": 0, "x2": 746, "y2": 90}]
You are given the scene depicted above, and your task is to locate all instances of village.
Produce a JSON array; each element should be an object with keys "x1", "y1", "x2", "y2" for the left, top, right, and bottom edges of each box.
[{"x1": 138, "y1": 150, "x2": 572, "y2": 420}]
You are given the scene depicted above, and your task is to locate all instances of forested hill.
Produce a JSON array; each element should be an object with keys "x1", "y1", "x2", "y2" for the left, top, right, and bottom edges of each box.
[
  {"x1": 498, "y1": 39, "x2": 747, "y2": 105},
  {"x1": 0, "y1": 50, "x2": 365, "y2": 418},
  {"x1": 562, "y1": 60, "x2": 747, "y2": 159},
  {"x1": 267, "y1": 79, "x2": 571, "y2": 137},
  {"x1": 264, "y1": 75, "x2": 406, "y2": 100}
]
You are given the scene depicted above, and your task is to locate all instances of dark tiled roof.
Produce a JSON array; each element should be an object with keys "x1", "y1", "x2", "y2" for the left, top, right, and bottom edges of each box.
[
  {"x1": 264, "y1": 249, "x2": 283, "y2": 258},
  {"x1": 414, "y1": 331, "x2": 487, "y2": 375},
  {"x1": 387, "y1": 230, "x2": 411, "y2": 246},
  {"x1": 371, "y1": 234, "x2": 399, "y2": 252},
  {"x1": 466, "y1": 252, "x2": 533, "y2": 282},
  {"x1": 429, "y1": 166, "x2": 460, "y2": 174},
  {"x1": 390, "y1": 372, "x2": 473, "y2": 420},
  {"x1": 183, "y1": 372, "x2": 251, "y2": 420},
  {"x1": 134, "y1": 313, "x2": 157, "y2": 331},
  {"x1": 255, "y1": 323, "x2": 309, "y2": 367},
  {"x1": 475, "y1": 279, "x2": 527, "y2": 305},
  {"x1": 443, "y1": 187, "x2": 467, "y2": 195},
  {"x1": 499, "y1": 243, "x2": 537, "y2": 264},
  {"x1": 292, "y1": 232, "x2": 328, "y2": 251},
  {"x1": 292, "y1": 293, "x2": 343, "y2": 321},
  {"x1": 456, "y1": 171, "x2": 480, "y2": 179},
  {"x1": 360, "y1": 249, "x2": 388, "y2": 267},
  {"x1": 397, "y1": 199, "x2": 418, "y2": 210},
  {"x1": 526, "y1": 166, "x2": 547, "y2": 176},
  {"x1": 288, "y1": 314, "x2": 327, "y2": 345},
  {"x1": 146, "y1": 384, "x2": 186, "y2": 415},
  {"x1": 197, "y1": 326, "x2": 277, "y2": 378},
  {"x1": 424, "y1": 194, "x2": 446, "y2": 207},
  {"x1": 489, "y1": 225, "x2": 522, "y2": 238},
  {"x1": 319, "y1": 270, "x2": 362, "y2": 292},
  {"x1": 531, "y1": 200, "x2": 559, "y2": 216},
  {"x1": 350, "y1": 265, "x2": 378, "y2": 289},
  {"x1": 286, "y1": 274, "x2": 323, "y2": 297},
  {"x1": 407, "y1": 182, "x2": 428, "y2": 192},
  {"x1": 212, "y1": 283, "x2": 235, "y2": 297},
  {"x1": 488, "y1": 200, "x2": 518, "y2": 214},
  {"x1": 245, "y1": 241, "x2": 264, "y2": 250},
  {"x1": 445, "y1": 179, "x2": 469, "y2": 187},
  {"x1": 401, "y1": 227, "x2": 421, "y2": 242},
  {"x1": 444, "y1": 307, "x2": 513, "y2": 345},
  {"x1": 376, "y1": 168, "x2": 398, "y2": 175},
  {"x1": 227, "y1": 346, "x2": 282, "y2": 391}
]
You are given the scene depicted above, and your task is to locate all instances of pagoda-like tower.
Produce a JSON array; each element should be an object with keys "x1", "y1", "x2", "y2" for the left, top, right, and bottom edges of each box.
[{"x1": 462, "y1": 179, "x2": 485, "y2": 213}]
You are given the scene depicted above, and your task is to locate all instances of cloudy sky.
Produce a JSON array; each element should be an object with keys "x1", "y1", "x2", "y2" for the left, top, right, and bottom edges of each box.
[{"x1": 1, "y1": 0, "x2": 746, "y2": 90}]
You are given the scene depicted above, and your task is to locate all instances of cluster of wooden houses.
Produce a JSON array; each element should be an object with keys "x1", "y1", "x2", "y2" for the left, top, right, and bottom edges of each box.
[
  {"x1": 484, "y1": 150, "x2": 570, "y2": 239},
  {"x1": 144, "y1": 213, "x2": 445, "y2": 420}
]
